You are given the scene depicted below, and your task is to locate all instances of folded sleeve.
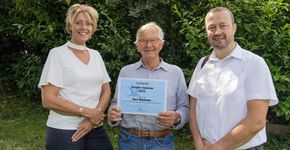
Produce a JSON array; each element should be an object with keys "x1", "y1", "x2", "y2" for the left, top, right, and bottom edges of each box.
[
  {"x1": 172, "y1": 67, "x2": 189, "y2": 130},
  {"x1": 245, "y1": 56, "x2": 278, "y2": 106},
  {"x1": 38, "y1": 49, "x2": 63, "y2": 88}
]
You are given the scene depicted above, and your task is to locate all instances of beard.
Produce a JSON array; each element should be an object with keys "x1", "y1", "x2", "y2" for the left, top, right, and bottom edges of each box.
[{"x1": 208, "y1": 34, "x2": 230, "y2": 50}]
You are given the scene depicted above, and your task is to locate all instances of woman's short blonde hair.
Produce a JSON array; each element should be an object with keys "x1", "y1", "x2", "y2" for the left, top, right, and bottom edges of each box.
[{"x1": 65, "y1": 4, "x2": 99, "y2": 35}]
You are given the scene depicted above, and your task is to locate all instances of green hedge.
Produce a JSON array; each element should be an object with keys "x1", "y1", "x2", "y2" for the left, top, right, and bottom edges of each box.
[{"x1": 0, "y1": 0, "x2": 289, "y2": 121}]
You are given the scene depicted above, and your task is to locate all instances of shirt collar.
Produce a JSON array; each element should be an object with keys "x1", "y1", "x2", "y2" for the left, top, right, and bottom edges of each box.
[
  {"x1": 209, "y1": 43, "x2": 244, "y2": 61},
  {"x1": 135, "y1": 58, "x2": 168, "y2": 72}
]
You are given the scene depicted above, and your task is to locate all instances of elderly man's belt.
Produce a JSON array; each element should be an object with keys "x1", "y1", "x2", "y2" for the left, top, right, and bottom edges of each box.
[{"x1": 121, "y1": 127, "x2": 172, "y2": 138}]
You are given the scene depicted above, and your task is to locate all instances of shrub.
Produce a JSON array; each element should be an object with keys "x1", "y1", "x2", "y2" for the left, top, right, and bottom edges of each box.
[
  {"x1": 172, "y1": 0, "x2": 290, "y2": 120},
  {"x1": 11, "y1": 53, "x2": 42, "y2": 99},
  {"x1": 0, "y1": 0, "x2": 289, "y2": 121}
]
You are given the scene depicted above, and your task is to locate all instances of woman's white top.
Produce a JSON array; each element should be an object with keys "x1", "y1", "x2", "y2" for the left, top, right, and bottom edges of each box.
[{"x1": 38, "y1": 42, "x2": 111, "y2": 129}]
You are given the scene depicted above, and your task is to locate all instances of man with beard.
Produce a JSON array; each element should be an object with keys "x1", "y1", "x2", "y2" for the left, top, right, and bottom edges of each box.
[{"x1": 187, "y1": 7, "x2": 278, "y2": 150}]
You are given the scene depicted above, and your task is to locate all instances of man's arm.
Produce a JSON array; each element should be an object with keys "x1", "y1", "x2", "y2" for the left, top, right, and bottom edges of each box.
[
  {"x1": 211, "y1": 99, "x2": 270, "y2": 150},
  {"x1": 189, "y1": 96, "x2": 204, "y2": 150},
  {"x1": 157, "y1": 69, "x2": 189, "y2": 129}
]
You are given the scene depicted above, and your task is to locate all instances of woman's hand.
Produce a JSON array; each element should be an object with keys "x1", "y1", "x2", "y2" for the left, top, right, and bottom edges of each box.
[
  {"x1": 82, "y1": 107, "x2": 105, "y2": 126},
  {"x1": 71, "y1": 118, "x2": 95, "y2": 142}
]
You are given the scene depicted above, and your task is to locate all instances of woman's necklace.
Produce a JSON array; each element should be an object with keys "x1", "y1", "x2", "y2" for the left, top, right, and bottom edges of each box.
[{"x1": 67, "y1": 41, "x2": 87, "y2": 51}]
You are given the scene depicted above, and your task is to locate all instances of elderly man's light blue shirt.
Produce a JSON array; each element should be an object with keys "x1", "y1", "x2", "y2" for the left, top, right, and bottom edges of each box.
[{"x1": 110, "y1": 59, "x2": 189, "y2": 131}]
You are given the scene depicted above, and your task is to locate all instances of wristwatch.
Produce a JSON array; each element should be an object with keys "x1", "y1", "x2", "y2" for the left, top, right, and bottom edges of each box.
[
  {"x1": 79, "y1": 106, "x2": 84, "y2": 115},
  {"x1": 176, "y1": 117, "x2": 181, "y2": 124},
  {"x1": 174, "y1": 114, "x2": 181, "y2": 125}
]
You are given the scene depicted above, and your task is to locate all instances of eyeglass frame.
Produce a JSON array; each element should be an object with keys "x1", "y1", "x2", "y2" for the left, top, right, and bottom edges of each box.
[{"x1": 136, "y1": 38, "x2": 163, "y2": 46}]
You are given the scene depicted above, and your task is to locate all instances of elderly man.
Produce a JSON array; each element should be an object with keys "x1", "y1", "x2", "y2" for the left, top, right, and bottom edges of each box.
[{"x1": 108, "y1": 22, "x2": 189, "y2": 150}]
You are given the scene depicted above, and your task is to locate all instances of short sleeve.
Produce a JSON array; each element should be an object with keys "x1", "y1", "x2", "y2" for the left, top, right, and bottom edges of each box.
[
  {"x1": 187, "y1": 57, "x2": 205, "y2": 98},
  {"x1": 38, "y1": 49, "x2": 64, "y2": 88},
  {"x1": 245, "y1": 56, "x2": 278, "y2": 106},
  {"x1": 95, "y1": 51, "x2": 111, "y2": 84}
]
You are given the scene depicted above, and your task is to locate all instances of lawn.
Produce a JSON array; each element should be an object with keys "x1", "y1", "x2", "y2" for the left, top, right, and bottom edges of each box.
[{"x1": 0, "y1": 96, "x2": 289, "y2": 150}]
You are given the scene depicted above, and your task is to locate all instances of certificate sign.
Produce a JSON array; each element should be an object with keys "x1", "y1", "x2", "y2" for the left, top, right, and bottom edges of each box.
[{"x1": 117, "y1": 78, "x2": 167, "y2": 116}]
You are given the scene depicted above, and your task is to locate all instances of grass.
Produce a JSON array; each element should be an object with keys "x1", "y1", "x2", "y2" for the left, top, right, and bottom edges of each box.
[
  {"x1": 0, "y1": 96, "x2": 289, "y2": 150},
  {"x1": 0, "y1": 96, "x2": 46, "y2": 150}
]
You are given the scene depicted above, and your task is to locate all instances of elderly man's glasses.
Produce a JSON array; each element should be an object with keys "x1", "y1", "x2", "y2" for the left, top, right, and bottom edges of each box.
[{"x1": 138, "y1": 38, "x2": 160, "y2": 46}]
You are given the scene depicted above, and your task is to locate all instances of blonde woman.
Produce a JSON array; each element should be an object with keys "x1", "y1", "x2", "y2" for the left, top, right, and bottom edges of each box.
[{"x1": 38, "y1": 4, "x2": 113, "y2": 150}]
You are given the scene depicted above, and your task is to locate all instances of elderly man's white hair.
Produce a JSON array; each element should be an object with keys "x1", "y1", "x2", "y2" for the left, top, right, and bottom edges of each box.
[{"x1": 134, "y1": 22, "x2": 164, "y2": 44}]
